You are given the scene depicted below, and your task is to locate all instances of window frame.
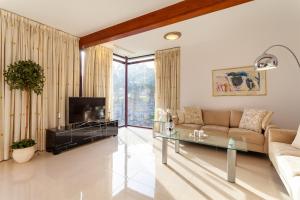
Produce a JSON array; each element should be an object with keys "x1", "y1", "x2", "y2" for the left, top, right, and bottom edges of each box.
[
  {"x1": 111, "y1": 58, "x2": 126, "y2": 127},
  {"x1": 112, "y1": 53, "x2": 155, "y2": 128}
]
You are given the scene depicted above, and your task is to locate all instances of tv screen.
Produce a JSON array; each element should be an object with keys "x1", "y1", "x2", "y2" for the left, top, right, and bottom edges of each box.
[{"x1": 68, "y1": 97, "x2": 105, "y2": 124}]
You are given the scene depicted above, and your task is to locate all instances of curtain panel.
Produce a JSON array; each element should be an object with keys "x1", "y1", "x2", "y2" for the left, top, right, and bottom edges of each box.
[
  {"x1": 0, "y1": 9, "x2": 80, "y2": 161},
  {"x1": 155, "y1": 47, "x2": 180, "y2": 114},
  {"x1": 83, "y1": 45, "x2": 112, "y2": 119}
]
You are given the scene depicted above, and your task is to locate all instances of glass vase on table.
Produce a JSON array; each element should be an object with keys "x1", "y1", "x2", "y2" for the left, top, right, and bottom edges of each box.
[{"x1": 165, "y1": 109, "x2": 174, "y2": 136}]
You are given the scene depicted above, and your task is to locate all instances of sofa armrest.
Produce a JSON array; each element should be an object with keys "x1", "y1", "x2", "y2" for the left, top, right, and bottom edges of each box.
[
  {"x1": 269, "y1": 128, "x2": 297, "y2": 144},
  {"x1": 264, "y1": 124, "x2": 278, "y2": 137},
  {"x1": 263, "y1": 124, "x2": 279, "y2": 153}
]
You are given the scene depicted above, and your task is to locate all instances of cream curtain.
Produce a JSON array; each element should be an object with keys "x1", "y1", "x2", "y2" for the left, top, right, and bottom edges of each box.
[
  {"x1": 0, "y1": 9, "x2": 80, "y2": 161},
  {"x1": 83, "y1": 45, "x2": 112, "y2": 119},
  {"x1": 155, "y1": 47, "x2": 180, "y2": 114}
]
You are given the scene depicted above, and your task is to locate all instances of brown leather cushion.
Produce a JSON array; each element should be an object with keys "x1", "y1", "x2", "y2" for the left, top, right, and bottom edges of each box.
[
  {"x1": 202, "y1": 110, "x2": 230, "y2": 127},
  {"x1": 176, "y1": 124, "x2": 202, "y2": 130},
  {"x1": 201, "y1": 125, "x2": 229, "y2": 137},
  {"x1": 229, "y1": 128, "x2": 264, "y2": 145},
  {"x1": 230, "y1": 110, "x2": 243, "y2": 128}
]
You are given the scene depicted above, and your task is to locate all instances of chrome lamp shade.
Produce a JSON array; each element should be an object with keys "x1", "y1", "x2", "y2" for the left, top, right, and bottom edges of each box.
[
  {"x1": 254, "y1": 44, "x2": 300, "y2": 71},
  {"x1": 254, "y1": 53, "x2": 278, "y2": 71}
]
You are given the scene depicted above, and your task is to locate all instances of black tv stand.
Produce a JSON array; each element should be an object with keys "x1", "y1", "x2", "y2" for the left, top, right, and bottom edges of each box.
[{"x1": 46, "y1": 120, "x2": 118, "y2": 155}]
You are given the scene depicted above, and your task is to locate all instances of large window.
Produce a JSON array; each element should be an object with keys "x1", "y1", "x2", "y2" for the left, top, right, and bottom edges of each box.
[
  {"x1": 111, "y1": 55, "x2": 155, "y2": 128},
  {"x1": 128, "y1": 61, "x2": 155, "y2": 128},
  {"x1": 111, "y1": 59, "x2": 126, "y2": 126}
]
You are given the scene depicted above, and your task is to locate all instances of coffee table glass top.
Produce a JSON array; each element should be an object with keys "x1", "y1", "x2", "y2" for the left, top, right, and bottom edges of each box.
[{"x1": 154, "y1": 128, "x2": 247, "y2": 152}]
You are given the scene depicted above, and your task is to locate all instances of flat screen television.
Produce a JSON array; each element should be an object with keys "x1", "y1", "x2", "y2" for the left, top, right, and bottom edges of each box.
[{"x1": 68, "y1": 97, "x2": 105, "y2": 124}]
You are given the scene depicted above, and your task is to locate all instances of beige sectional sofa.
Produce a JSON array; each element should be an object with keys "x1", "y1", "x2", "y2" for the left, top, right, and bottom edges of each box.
[
  {"x1": 174, "y1": 109, "x2": 273, "y2": 153},
  {"x1": 269, "y1": 128, "x2": 300, "y2": 200}
]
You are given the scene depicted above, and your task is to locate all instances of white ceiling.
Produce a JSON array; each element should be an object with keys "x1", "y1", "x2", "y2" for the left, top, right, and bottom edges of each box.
[
  {"x1": 0, "y1": 0, "x2": 181, "y2": 36},
  {"x1": 2, "y1": 0, "x2": 299, "y2": 57},
  {"x1": 104, "y1": 0, "x2": 300, "y2": 57}
]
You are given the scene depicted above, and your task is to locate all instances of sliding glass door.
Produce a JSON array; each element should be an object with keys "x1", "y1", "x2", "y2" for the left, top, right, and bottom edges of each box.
[{"x1": 111, "y1": 55, "x2": 155, "y2": 128}]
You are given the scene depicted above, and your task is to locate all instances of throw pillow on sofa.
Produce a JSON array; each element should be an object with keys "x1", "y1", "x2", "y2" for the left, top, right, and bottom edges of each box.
[
  {"x1": 184, "y1": 106, "x2": 204, "y2": 125},
  {"x1": 176, "y1": 110, "x2": 185, "y2": 124},
  {"x1": 292, "y1": 125, "x2": 300, "y2": 149},
  {"x1": 239, "y1": 109, "x2": 267, "y2": 133}
]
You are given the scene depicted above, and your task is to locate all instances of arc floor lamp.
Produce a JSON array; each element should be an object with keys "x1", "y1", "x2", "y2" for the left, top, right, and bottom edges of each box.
[{"x1": 254, "y1": 44, "x2": 300, "y2": 71}]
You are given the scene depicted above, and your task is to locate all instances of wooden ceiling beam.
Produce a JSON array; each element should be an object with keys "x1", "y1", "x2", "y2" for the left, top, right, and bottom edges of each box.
[{"x1": 79, "y1": 0, "x2": 253, "y2": 49}]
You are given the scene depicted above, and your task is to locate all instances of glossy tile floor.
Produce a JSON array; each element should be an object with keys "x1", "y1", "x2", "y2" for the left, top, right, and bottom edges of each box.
[{"x1": 0, "y1": 127, "x2": 289, "y2": 200}]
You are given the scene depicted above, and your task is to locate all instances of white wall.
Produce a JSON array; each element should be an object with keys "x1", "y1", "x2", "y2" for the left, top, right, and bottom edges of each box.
[
  {"x1": 110, "y1": 0, "x2": 300, "y2": 129},
  {"x1": 180, "y1": 1, "x2": 300, "y2": 129}
]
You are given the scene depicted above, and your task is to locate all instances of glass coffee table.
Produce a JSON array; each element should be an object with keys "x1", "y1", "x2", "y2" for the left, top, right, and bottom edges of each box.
[{"x1": 154, "y1": 128, "x2": 247, "y2": 183}]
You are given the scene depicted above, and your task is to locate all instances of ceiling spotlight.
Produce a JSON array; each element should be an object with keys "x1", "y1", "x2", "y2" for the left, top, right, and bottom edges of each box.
[{"x1": 164, "y1": 32, "x2": 182, "y2": 41}]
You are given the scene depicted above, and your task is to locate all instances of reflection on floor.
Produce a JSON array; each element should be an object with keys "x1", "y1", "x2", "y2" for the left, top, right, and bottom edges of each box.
[{"x1": 0, "y1": 127, "x2": 289, "y2": 200}]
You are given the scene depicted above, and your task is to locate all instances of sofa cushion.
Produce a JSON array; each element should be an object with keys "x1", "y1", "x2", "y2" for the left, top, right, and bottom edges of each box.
[
  {"x1": 239, "y1": 109, "x2": 267, "y2": 133},
  {"x1": 229, "y1": 128, "x2": 264, "y2": 145},
  {"x1": 202, "y1": 110, "x2": 230, "y2": 127},
  {"x1": 184, "y1": 106, "x2": 204, "y2": 125},
  {"x1": 177, "y1": 110, "x2": 185, "y2": 124},
  {"x1": 201, "y1": 125, "x2": 229, "y2": 137},
  {"x1": 230, "y1": 110, "x2": 243, "y2": 128},
  {"x1": 269, "y1": 142, "x2": 300, "y2": 200},
  {"x1": 277, "y1": 155, "x2": 300, "y2": 177},
  {"x1": 176, "y1": 124, "x2": 202, "y2": 130},
  {"x1": 270, "y1": 142, "x2": 300, "y2": 157}
]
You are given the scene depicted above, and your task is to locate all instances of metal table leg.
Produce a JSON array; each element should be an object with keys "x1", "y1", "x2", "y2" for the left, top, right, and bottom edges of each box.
[
  {"x1": 227, "y1": 149, "x2": 237, "y2": 183},
  {"x1": 162, "y1": 138, "x2": 168, "y2": 164},
  {"x1": 175, "y1": 140, "x2": 180, "y2": 153}
]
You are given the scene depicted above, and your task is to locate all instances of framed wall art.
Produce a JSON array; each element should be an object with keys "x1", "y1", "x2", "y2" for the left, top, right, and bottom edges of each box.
[{"x1": 212, "y1": 66, "x2": 267, "y2": 96}]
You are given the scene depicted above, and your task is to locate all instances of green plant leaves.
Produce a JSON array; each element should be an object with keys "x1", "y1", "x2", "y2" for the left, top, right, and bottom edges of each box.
[
  {"x1": 11, "y1": 139, "x2": 36, "y2": 149},
  {"x1": 3, "y1": 60, "x2": 45, "y2": 94}
]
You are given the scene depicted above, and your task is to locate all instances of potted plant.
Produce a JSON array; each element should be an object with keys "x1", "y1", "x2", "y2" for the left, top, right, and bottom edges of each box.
[
  {"x1": 3, "y1": 60, "x2": 45, "y2": 163},
  {"x1": 11, "y1": 139, "x2": 36, "y2": 163}
]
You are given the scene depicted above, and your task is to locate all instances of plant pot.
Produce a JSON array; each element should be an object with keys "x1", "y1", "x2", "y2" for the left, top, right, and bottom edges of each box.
[{"x1": 12, "y1": 145, "x2": 35, "y2": 163}]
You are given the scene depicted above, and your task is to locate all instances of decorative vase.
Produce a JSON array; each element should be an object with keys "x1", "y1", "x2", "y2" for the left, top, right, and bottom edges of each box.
[{"x1": 12, "y1": 145, "x2": 35, "y2": 163}]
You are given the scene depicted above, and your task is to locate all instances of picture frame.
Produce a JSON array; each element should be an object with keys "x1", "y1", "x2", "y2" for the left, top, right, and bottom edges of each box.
[{"x1": 212, "y1": 66, "x2": 267, "y2": 96}]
